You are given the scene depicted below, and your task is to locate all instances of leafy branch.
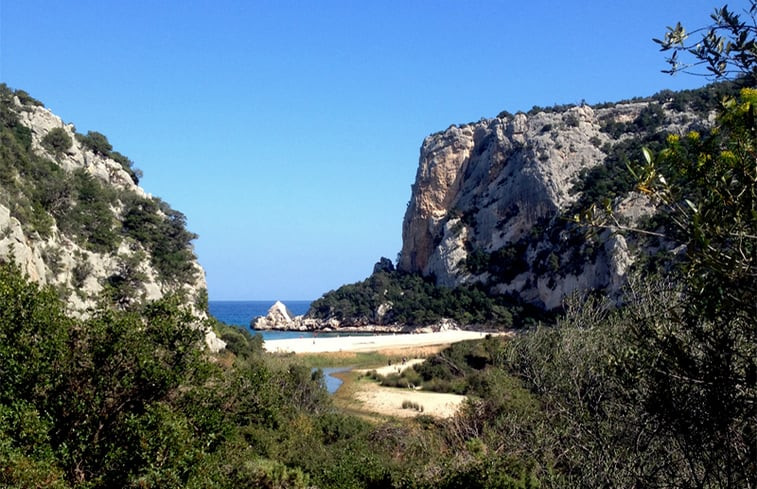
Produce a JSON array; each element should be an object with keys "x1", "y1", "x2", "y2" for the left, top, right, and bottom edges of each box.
[{"x1": 654, "y1": 2, "x2": 757, "y2": 81}]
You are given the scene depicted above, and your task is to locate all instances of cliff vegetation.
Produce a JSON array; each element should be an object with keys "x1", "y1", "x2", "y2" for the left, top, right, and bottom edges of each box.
[
  {"x1": 308, "y1": 264, "x2": 547, "y2": 329},
  {"x1": 0, "y1": 84, "x2": 206, "y2": 317}
]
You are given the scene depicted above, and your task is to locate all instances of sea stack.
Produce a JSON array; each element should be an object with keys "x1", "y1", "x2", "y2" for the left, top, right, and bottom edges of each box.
[{"x1": 252, "y1": 301, "x2": 297, "y2": 330}]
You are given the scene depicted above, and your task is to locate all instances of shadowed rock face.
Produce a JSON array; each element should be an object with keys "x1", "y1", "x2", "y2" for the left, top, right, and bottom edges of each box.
[{"x1": 398, "y1": 102, "x2": 694, "y2": 310}]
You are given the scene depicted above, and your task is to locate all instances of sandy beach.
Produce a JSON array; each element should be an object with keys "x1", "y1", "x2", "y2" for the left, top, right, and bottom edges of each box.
[
  {"x1": 267, "y1": 330, "x2": 511, "y2": 419},
  {"x1": 264, "y1": 330, "x2": 508, "y2": 354},
  {"x1": 353, "y1": 382, "x2": 467, "y2": 418}
]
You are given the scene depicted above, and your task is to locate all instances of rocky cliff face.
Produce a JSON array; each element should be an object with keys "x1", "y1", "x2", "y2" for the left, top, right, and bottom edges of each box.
[
  {"x1": 0, "y1": 87, "x2": 223, "y2": 351},
  {"x1": 398, "y1": 96, "x2": 708, "y2": 310}
]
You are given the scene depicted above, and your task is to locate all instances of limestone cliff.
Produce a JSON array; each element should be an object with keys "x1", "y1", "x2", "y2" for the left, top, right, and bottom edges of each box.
[
  {"x1": 398, "y1": 87, "x2": 722, "y2": 310},
  {"x1": 0, "y1": 85, "x2": 223, "y2": 351}
]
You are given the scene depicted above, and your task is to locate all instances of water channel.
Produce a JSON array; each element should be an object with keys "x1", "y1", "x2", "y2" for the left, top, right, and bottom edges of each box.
[{"x1": 316, "y1": 367, "x2": 352, "y2": 394}]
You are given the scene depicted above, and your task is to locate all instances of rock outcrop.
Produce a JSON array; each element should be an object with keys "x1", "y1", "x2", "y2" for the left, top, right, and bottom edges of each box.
[
  {"x1": 253, "y1": 301, "x2": 300, "y2": 329},
  {"x1": 0, "y1": 87, "x2": 223, "y2": 351},
  {"x1": 252, "y1": 301, "x2": 462, "y2": 333},
  {"x1": 398, "y1": 97, "x2": 704, "y2": 309}
]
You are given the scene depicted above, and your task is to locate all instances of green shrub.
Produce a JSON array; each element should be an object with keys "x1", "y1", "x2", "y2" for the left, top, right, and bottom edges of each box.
[
  {"x1": 41, "y1": 128, "x2": 72, "y2": 157},
  {"x1": 633, "y1": 102, "x2": 666, "y2": 131},
  {"x1": 564, "y1": 113, "x2": 580, "y2": 127},
  {"x1": 215, "y1": 321, "x2": 264, "y2": 359},
  {"x1": 76, "y1": 131, "x2": 140, "y2": 183},
  {"x1": 120, "y1": 195, "x2": 198, "y2": 284},
  {"x1": 57, "y1": 169, "x2": 120, "y2": 252},
  {"x1": 401, "y1": 400, "x2": 424, "y2": 412},
  {"x1": 71, "y1": 259, "x2": 92, "y2": 288},
  {"x1": 13, "y1": 89, "x2": 43, "y2": 107},
  {"x1": 110, "y1": 150, "x2": 141, "y2": 184},
  {"x1": 76, "y1": 130, "x2": 112, "y2": 155}
]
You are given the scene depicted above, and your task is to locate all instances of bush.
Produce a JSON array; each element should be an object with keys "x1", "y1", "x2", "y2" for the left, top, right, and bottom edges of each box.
[
  {"x1": 76, "y1": 131, "x2": 140, "y2": 183},
  {"x1": 71, "y1": 260, "x2": 92, "y2": 288},
  {"x1": 564, "y1": 113, "x2": 580, "y2": 127},
  {"x1": 633, "y1": 103, "x2": 666, "y2": 131},
  {"x1": 41, "y1": 128, "x2": 72, "y2": 157},
  {"x1": 401, "y1": 400, "x2": 424, "y2": 412},
  {"x1": 76, "y1": 130, "x2": 112, "y2": 155},
  {"x1": 57, "y1": 169, "x2": 120, "y2": 252},
  {"x1": 121, "y1": 195, "x2": 199, "y2": 284},
  {"x1": 110, "y1": 150, "x2": 141, "y2": 184}
]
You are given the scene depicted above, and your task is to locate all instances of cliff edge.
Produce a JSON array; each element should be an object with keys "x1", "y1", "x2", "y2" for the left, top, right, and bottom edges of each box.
[{"x1": 397, "y1": 85, "x2": 727, "y2": 310}]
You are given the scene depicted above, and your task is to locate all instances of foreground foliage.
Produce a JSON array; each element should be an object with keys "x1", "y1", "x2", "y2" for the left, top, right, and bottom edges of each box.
[{"x1": 0, "y1": 262, "x2": 547, "y2": 488}]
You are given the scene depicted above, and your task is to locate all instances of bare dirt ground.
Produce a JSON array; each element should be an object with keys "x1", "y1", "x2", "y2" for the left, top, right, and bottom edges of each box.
[{"x1": 351, "y1": 380, "x2": 467, "y2": 419}]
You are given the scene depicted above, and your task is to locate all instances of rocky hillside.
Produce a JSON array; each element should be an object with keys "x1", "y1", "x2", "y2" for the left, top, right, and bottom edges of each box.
[
  {"x1": 303, "y1": 82, "x2": 737, "y2": 329},
  {"x1": 0, "y1": 85, "x2": 223, "y2": 350},
  {"x1": 396, "y1": 83, "x2": 733, "y2": 310}
]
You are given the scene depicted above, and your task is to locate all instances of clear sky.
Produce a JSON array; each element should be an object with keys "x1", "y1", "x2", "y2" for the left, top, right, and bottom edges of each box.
[{"x1": 0, "y1": 0, "x2": 738, "y2": 300}]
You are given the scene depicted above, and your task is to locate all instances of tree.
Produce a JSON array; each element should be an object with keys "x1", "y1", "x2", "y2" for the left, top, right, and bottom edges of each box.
[
  {"x1": 41, "y1": 127, "x2": 73, "y2": 157},
  {"x1": 567, "y1": 5, "x2": 757, "y2": 485},
  {"x1": 0, "y1": 263, "x2": 72, "y2": 487},
  {"x1": 634, "y1": 90, "x2": 756, "y2": 316},
  {"x1": 76, "y1": 130, "x2": 112, "y2": 155},
  {"x1": 626, "y1": 90, "x2": 756, "y2": 487},
  {"x1": 655, "y1": 1, "x2": 756, "y2": 83},
  {"x1": 622, "y1": 6, "x2": 757, "y2": 486}
]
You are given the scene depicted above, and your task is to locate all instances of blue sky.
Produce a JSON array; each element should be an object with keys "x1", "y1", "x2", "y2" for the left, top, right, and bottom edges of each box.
[{"x1": 0, "y1": 0, "x2": 736, "y2": 300}]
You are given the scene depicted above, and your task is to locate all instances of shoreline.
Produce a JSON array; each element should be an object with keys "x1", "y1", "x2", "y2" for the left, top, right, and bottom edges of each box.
[
  {"x1": 263, "y1": 330, "x2": 512, "y2": 354},
  {"x1": 254, "y1": 323, "x2": 473, "y2": 334}
]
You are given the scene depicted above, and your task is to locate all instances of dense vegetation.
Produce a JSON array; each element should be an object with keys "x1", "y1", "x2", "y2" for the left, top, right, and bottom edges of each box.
[
  {"x1": 0, "y1": 83, "x2": 197, "y2": 287},
  {"x1": 443, "y1": 7, "x2": 756, "y2": 485},
  {"x1": 1, "y1": 262, "x2": 324, "y2": 487},
  {"x1": 367, "y1": 334, "x2": 511, "y2": 395},
  {"x1": 308, "y1": 264, "x2": 546, "y2": 328},
  {"x1": 573, "y1": 80, "x2": 742, "y2": 214},
  {"x1": 0, "y1": 262, "x2": 545, "y2": 488},
  {"x1": 1, "y1": 3, "x2": 754, "y2": 487}
]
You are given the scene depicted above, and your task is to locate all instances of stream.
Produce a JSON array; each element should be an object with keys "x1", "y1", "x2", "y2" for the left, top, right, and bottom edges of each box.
[{"x1": 316, "y1": 367, "x2": 352, "y2": 394}]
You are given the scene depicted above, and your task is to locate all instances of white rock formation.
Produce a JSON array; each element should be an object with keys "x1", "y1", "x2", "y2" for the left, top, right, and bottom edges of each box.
[
  {"x1": 2, "y1": 92, "x2": 223, "y2": 352},
  {"x1": 252, "y1": 301, "x2": 459, "y2": 333},
  {"x1": 399, "y1": 100, "x2": 706, "y2": 309}
]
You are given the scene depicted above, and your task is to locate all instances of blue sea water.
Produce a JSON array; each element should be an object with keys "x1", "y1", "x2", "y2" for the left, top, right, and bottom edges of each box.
[
  {"x1": 209, "y1": 300, "x2": 313, "y2": 341},
  {"x1": 210, "y1": 300, "x2": 350, "y2": 393}
]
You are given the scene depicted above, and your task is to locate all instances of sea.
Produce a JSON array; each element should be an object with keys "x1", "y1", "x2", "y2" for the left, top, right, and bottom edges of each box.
[
  {"x1": 209, "y1": 300, "x2": 349, "y2": 393},
  {"x1": 208, "y1": 300, "x2": 314, "y2": 341}
]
